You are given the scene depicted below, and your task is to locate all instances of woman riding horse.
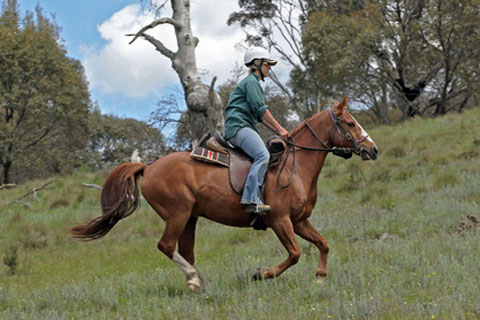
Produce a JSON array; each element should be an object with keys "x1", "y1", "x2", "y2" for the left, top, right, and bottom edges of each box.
[
  {"x1": 225, "y1": 47, "x2": 289, "y2": 215},
  {"x1": 71, "y1": 96, "x2": 378, "y2": 293}
]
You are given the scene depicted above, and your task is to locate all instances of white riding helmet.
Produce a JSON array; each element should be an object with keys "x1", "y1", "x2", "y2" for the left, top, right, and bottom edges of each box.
[{"x1": 244, "y1": 47, "x2": 277, "y2": 67}]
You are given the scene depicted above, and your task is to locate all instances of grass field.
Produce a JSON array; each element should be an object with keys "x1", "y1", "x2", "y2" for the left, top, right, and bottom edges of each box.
[{"x1": 1, "y1": 109, "x2": 479, "y2": 319}]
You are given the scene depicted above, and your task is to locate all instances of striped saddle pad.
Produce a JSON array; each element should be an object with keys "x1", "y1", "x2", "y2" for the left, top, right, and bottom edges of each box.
[{"x1": 190, "y1": 147, "x2": 230, "y2": 167}]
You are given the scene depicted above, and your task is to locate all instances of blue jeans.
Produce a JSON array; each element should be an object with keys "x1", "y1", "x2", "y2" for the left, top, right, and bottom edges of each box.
[{"x1": 229, "y1": 127, "x2": 270, "y2": 205}]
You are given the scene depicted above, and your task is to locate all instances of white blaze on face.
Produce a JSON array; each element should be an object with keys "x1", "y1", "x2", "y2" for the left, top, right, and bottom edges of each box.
[{"x1": 350, "y1": 115, "x2": 375, "y2": 144}]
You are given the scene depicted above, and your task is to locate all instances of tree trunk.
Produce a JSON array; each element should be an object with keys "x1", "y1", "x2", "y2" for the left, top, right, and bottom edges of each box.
[
  {"x1": 3, "y1": 160, "x2": 12, "y2": 185},
  {"x1": 129, "y1": 0, "x2": 224, "y2": 146}
]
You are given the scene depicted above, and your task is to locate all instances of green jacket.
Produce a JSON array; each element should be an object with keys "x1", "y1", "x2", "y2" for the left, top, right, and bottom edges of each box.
[{"x1": 224, "y1": 73, "x2": 268, "y2": 139}]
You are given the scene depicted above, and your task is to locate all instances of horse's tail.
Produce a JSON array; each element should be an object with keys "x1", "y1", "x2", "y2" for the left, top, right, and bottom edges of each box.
[{"x1": 70, "y1": 162, "x2": 147, "y2": 240}]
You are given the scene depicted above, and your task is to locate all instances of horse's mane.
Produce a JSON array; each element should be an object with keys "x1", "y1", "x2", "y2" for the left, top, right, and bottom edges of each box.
[
  {"x1": 289, "y1": 109, "x2": 327, "y2": 137},
  {"x1": 289, "y1": 119, "x2": 308, "y2": 137}
]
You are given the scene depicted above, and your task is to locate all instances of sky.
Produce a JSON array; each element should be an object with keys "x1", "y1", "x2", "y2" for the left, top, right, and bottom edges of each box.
[{"x1": 15, "y1": 0, "x2": 255, "y2": 121}]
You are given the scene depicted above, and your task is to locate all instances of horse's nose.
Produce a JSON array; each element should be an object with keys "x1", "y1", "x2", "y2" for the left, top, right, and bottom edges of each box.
[{"x1": 372, "y1": 146, "x2": 379, "y2": 160}]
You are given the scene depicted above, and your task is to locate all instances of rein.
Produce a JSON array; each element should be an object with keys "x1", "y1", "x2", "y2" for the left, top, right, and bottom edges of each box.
[{"x1": 274, "y1": 108, "x2": 367, "y2": 191}]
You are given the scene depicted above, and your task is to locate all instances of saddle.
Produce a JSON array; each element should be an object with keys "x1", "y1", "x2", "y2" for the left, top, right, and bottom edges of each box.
[{"x1": 190, "y1": 131, "x2": 286, "y2": 194}]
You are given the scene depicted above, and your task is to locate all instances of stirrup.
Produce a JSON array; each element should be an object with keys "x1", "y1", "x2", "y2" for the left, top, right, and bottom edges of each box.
[
  {"x1": 250, "y1": 214, "x2": 268, "y2": 230},
  {"x1": 244, "y1": 203, "x2": 271, "y2": 214}
]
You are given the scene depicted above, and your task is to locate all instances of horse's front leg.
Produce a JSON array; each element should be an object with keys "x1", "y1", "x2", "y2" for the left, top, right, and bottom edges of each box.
[
  {"x1": 254, "y1": 217, "x2": 300, "y2": 280},
  {"x1": 294, "y1": 218, "x2": 329, "y2": 283}
]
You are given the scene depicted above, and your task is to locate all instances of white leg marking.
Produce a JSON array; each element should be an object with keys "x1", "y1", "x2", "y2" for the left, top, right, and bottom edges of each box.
[{"x1": 173, "y1": 251, "x2": 202, "y2": 292}]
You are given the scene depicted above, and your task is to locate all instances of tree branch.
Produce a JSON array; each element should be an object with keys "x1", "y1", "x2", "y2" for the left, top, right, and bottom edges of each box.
[
  {"x1": 82, "y1": 183, "x2": 102, "y2": 190},
  {"x1": 8, "y1": 177, "x2": 58, "y2": 205},
  {"x1": 128, "y1": 32, "x2": 176, "y2": 59},
  {"x1": 208, "y1": 76, "x2": 217, "y2": 108},
  {"x1": 127, "y1": 17, "x2": 182, "y2": 45},
  {"x1": 0, "y1": 184, "x2": 17, "y2": 190},
  {"x1": 23, "y1": 128, "x2": 51, "y2": 149}
]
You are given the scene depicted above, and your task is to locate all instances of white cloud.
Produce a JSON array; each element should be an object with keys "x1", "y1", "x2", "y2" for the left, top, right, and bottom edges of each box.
[
  {"x1": 81, "y1": 4, "x2": 178, "y2": 98},
  {"x1": 82, "y1": 1, "x2": 251, "y2": 98}
]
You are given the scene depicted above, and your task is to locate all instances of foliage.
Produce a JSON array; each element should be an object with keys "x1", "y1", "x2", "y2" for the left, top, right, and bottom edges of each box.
[
  {"x1": 302, "y1": 0, "x2": 480, "y2": 123},
  {"x1": 2, "y1": 246, "x2": 18, "y2": 275},
  {"x1": 0, "y1": 0, "x2": 91, "y2": 184},
  {"x1": 0, "y1": 108, "x2": 479, "y2": 319},
  {"x1": 86, "y1": 108, "x2": 167, "y2": 168}
]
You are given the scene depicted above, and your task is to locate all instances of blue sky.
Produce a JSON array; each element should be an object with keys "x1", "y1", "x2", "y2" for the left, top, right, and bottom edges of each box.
[{"x1": 15, "y1": 0, "x2": 250, "y2": 121}]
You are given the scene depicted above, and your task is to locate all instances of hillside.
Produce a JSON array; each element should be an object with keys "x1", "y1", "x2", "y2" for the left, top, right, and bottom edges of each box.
[{"x1": 1, "y1": 108, "x2": 479, "y2": 319}]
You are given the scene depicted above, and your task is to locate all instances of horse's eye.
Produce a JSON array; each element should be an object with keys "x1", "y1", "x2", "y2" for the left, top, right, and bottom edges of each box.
[{"x1": 347, "y1": 122, "x2": 355, "y2": 127}]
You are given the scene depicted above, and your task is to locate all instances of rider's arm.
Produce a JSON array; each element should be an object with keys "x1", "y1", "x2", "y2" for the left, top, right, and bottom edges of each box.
[{"x1": 262, "y1": 109, "x2": 289, "y2": 139}]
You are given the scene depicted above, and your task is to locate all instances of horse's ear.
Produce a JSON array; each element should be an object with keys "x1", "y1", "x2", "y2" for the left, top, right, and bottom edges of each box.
[{"x1": 334, "y1": 97, "x2": 348, "y2": 116}]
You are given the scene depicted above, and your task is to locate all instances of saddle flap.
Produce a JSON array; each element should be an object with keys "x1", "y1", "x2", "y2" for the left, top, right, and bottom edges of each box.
[{"x1": 229, "y1": 150, "x2": 252, "y2": 194}]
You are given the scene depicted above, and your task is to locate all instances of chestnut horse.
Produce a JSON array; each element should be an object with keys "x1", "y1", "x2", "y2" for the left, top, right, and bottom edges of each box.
[{"x1": 71, "y1": 97, "x2": 378, "y2": 292}]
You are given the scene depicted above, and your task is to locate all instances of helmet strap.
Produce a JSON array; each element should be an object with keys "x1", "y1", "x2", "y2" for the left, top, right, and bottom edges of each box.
[{"x1": 253, "y1": 59, "x2": 266, "y2": 81}]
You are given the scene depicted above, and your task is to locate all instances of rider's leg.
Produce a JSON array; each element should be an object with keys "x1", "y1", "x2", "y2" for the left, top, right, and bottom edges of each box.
[{"x1": 229, "y1": 127, "x2": 270, "y2": 211}]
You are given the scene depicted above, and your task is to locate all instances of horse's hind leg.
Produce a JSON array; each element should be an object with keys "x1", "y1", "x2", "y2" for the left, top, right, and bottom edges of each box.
[
  {"x1": 294, "y1": 218, "x2": 329, "y2": 283},
  {"x1": 154, "y1": 206, "x2": 203, "y2": 293},
  {"x1": 178, "y1": 216, "x2": 205, "y2": 288},
  {"x1": 178, "y1": 216, "x2": 198, "y2": 264}
]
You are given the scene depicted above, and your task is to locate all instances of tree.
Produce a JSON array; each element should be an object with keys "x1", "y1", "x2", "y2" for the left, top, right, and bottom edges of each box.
[
  {"x1": 86, "y1": 109, "x2": 167, "y2": 169},
  {"x1": 148, "y1": 87, "x2": 191, "y2": 150},
  {"x1": 0, "y1": 0, "x2": 91, "y2": 184},
  {"x1": 419, "y1": 0, "x2": 480, "y2": 115},
  {"x1": 128, "y1": 0, "x2": 224, "y2": 147},
  {"x1": 302, "y1": 0, "x2": 480, "y2": 122},
  {"x1": 230, "y1": 0, "x2": 479, "y2": 124}
]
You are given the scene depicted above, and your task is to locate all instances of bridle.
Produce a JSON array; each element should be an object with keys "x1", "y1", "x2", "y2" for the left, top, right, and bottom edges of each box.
[
  {"x1": 274, "y1": 108, "x2": 369, "y2": 191},
  {"x1": 327, "y1": 107, "x2": 370, "y2": 154}
]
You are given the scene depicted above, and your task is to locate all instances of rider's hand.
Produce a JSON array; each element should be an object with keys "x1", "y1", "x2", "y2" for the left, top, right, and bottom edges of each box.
[{"x1": 279, "y1": 127, "x2": 289, "y2": 140}]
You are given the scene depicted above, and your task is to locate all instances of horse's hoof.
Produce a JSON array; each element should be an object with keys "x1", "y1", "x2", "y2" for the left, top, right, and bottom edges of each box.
[
  {"x1": 315, "y1": 276, "x2": 326, "y2": 284},
  {"x1": 252, "y1": 268, "x2": 264, "y2": 281},
  {"x1": 187, "y1": 283, "x2": 200, "y2": 293}
]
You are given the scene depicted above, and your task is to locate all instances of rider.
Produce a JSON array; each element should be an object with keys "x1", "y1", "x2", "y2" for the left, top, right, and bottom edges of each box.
[{"x1": 224, "y1": 47, "x2": 289, "y2": 214}]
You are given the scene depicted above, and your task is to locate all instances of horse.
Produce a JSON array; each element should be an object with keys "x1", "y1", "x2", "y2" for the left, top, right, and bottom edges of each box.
[{"x1": 71, "y1": 97, "x2": 378, "y2": 292}]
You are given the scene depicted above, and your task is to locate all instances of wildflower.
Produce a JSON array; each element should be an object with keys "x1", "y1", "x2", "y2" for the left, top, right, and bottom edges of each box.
[{"x1": 431, "y1": 315, "x2": 435, "y2": 319}]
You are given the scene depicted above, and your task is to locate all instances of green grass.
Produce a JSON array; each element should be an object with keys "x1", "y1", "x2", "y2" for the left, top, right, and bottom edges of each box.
[{"x1": 1, "y1": 109, "x2": 480, "y2": 319}]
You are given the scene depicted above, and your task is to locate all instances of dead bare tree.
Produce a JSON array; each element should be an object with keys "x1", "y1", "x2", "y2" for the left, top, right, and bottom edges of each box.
[{"x1": 127, "y1": 0, "x2": 224, "y2": 146}]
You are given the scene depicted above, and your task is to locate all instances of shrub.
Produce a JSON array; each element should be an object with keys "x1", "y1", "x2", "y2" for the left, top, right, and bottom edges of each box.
[
  {"x1": 3, "y1": 246, "x2": 18, "y2": 276},
  {"x1": 49, "y1": 198, "x2": 70, "y2": 209},
  {"x1": 433, "y1": 171, "x2": 459, "y2": 189}
]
